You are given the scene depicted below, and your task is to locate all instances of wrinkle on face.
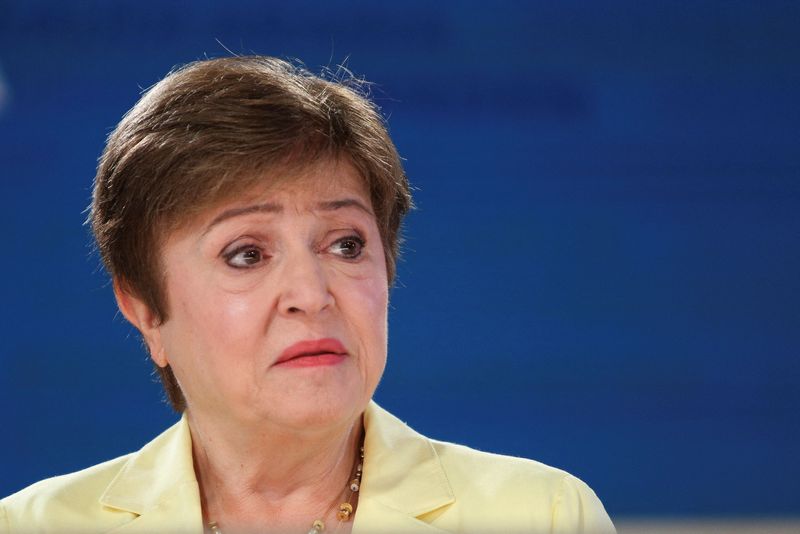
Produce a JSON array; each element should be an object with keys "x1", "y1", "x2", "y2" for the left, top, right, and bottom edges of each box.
[{"x1": 153, "y1": 158, "x2": 389, "y2": 435}]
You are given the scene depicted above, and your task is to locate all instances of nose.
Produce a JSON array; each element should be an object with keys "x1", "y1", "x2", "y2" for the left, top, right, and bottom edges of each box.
[{"x1": 277, "y1": 248, "x2": 334, "y2": 317}]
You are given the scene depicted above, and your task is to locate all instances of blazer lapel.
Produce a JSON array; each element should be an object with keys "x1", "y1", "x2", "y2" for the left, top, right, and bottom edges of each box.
[
  {"x1": 354, "y1": 402, "x2": 455, "y2": 533},
  {"x1": 99, "y1": 414, "x2": 204, "y2": 533},
  {"x1": 95, "y1": 404, "x2": 454, "y2": 533},
  {"x1": 355, "y1": 499, "x2": 452, "y2": 533}
]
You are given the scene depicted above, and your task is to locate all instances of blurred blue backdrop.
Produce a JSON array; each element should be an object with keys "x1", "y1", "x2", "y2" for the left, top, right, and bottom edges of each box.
[{"x1": 1, "y1": 0, "x2": 798, "y2": 519}]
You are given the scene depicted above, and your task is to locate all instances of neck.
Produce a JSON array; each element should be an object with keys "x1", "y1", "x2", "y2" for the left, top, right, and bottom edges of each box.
[{"x1": 187, "y1": 409, "x2": 363, "y2": 532}]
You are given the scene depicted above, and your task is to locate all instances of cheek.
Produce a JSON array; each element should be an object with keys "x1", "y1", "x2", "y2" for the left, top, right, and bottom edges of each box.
[
  {"x1": 350, "y1": 274, "x2": 389, "y2": 356},
  {"x1": 161, "y1": 275, "x2": 264, "y2": 362},
  {"x1": 368, "y1": 257, "x2": 390, "y2": 332},
  {"x1": 365, "y1": 280, "x2": 389, "y2": 325}
]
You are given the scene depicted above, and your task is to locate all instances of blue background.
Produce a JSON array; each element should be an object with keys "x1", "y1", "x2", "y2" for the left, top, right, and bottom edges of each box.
[{"x1": 1, "y1": 1, "x2": 798, "y2": 519}]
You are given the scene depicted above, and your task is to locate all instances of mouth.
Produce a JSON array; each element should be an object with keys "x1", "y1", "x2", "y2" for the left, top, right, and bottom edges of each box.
[{"x1": 275, "y1": 338, "x2": 348, "y2": 367}]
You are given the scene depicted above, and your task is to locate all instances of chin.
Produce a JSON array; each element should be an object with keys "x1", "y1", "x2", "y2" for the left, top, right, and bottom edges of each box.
[{"x1": 259, "y1": 389, "x2": 368, "y2": 432}]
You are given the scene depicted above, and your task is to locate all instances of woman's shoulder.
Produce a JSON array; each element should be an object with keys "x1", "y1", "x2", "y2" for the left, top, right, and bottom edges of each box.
[
  {"x1": 0, "y1": 454, "x2": 135, "y2": 532},
  {"x1": 0, "y1": 416, "x2": 193, "y2": 533},
  {"x1": 434, "y1": 438, "x2": 611, "y2": 518},
  {"x1": 364, "y1": 402, "x2": 615, "y2": 533},
  {"x1": 367, "y1": 401, "x2": 598, "y2": 494},
  {"x1": 431, "y1": 436, "x2": 578, "y2": 491},
  {"x1": 431, "y1": 438, "x2": 613, "y2": 529},
  {"x1": 2, "y1": 453, "x2": 132, "y2": 502}
]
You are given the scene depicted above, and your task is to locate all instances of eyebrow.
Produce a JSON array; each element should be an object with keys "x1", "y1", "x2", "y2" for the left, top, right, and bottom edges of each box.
[{"x1": 203, "y1": 197, "x2": 373, "y2": 234}]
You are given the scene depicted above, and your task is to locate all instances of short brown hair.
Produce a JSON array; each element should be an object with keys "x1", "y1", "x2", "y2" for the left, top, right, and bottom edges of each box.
[{"x1": 90, "y1": 56, "x2": 412, "y2": 412}]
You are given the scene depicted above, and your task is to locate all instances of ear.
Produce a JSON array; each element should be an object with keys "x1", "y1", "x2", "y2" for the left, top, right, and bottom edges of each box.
[{"x1": 113, "y1": 279, "x2": 169, "y2": 368}]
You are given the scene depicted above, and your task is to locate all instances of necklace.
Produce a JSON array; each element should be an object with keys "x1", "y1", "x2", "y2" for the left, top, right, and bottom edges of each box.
[{"x1": 207, "y1": 438, "x2": 365, "y2": 534}]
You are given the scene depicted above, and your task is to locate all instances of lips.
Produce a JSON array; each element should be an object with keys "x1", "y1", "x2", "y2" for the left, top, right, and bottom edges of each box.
[{"x1": 275, "y1": 338, "x2": 348, "y2": 366}]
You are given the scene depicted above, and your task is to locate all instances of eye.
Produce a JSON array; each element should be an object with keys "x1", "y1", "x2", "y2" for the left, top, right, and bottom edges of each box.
[
  {"x1": 329, "y1": 235, "x2": 365, "y2": 259},
  {"x1": 223, "y1": 245, "x2": 264, "y2": 269}
]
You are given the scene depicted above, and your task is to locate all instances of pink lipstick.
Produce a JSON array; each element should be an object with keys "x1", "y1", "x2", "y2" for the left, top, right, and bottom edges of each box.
[{"x1": 275, "y1": 338, "x2": 347, "y2": 368}]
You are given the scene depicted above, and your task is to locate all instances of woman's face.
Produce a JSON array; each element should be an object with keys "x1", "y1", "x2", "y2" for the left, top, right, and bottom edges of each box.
[{"x1": 149, "y1": 159, "x2": 388, "y2": 431}]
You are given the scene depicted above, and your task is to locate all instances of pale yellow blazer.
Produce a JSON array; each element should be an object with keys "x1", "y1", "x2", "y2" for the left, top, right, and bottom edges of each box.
[{"x1": 1, "y1": 402, "x2": 615, "y2": 533}]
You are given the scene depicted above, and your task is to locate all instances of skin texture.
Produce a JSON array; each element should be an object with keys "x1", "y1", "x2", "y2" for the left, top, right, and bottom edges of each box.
[{"x1": 115, "y1": 158, "x2": 388, "y2": 532}]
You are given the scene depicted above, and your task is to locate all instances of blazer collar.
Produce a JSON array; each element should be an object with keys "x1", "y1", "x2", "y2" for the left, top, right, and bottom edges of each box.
[
  {"x1": 99, "y1": 413, "x2": 203, "y2": 533},
  {"x1": 96, "y1": 403, "x2": 454, "y2": 533},
  {"x1": 354, "y1": 402, "x2": 455, "y2": 533}
]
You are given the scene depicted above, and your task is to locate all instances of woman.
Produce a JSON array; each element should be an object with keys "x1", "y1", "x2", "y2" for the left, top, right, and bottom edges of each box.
[{"x1": 0, "y1": 56, "x2": 614, "y2": 533}]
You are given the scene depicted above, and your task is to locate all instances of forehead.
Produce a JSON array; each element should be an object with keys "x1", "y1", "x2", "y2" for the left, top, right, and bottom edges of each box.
[
  {"x1": 173, "y1": 158, "x2": 373, "y2": 236},
  {"x1": 242, "y1": 157, "x2": 371, "y2": 207}
]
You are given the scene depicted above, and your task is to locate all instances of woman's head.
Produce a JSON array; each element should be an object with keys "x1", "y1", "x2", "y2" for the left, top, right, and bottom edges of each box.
[{"x1": 91, "y1": 56, "x2": 412, "y2": 412}]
